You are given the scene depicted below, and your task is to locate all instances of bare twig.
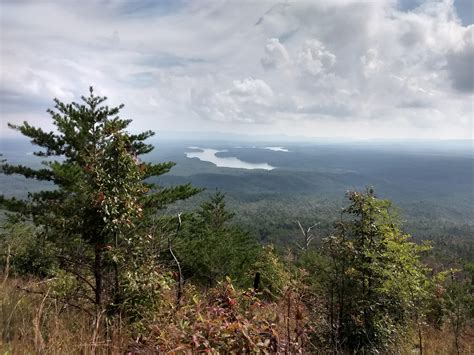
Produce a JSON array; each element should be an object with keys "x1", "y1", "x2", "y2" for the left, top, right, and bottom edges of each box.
[
  {"x1": 286, "y1": 289, "x2": 292, "y2": 354},
  {"x1": 16, "y1": 285, "x2": 93, "y2": 316},
  {"x1": 295, "y1": 220, "x2": 319, "y2": 251},
  {"x1": 169, "y1": 213, "x2": 183, "y2": 305},
  {"x1": 91, "y1": 310, "x2": 104, "y2": 353},
  {"x1": 33, "y1": 287, "x2": 50, "y2": 354},
  {"x1": 2, "y1": 244, "x2": 11, "y2": 286},
  {"x1": 60, "y1": 264, "x2": 96, "y2": 292}
]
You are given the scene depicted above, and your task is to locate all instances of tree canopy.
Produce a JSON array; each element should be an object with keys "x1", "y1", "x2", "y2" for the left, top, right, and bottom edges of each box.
[
  {"x1": 323, "y1": 189, "x2": 431, "y2": 352},
  {"x1": 0, "y1": 87, "x2": 200, "y2": 310}
]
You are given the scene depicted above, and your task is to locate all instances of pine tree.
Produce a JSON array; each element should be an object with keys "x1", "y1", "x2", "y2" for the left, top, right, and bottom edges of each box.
[
  {"x1": 178, "y1": 191, "x2": 258, "y2": 287},
  {"x1": 0, "y1": 87, "x2": 200, "y2": 310},
  {"x1": 197, "y1": 191, "x2": 235, "y2": 232},
  {"x1": 324, "y1": 188, "x2": 431, "y2": 352}
]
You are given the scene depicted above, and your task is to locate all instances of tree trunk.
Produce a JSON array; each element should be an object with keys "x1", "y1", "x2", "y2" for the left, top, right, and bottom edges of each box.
[{"x1": 253, "y1": 272, "x2": 261, "y2": 291}]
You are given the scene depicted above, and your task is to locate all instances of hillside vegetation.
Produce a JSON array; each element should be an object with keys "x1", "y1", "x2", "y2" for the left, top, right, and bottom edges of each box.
[{"x1": 1, "y1": 90, "x2": 472, "y2": 354}]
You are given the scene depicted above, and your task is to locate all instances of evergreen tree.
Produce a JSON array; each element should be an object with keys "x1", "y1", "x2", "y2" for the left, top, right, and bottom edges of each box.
[
  {"x1": 178, "y1": 192, "x2": 259, "y2": 287},
  {"x1": 0, "y1": 87, "x2": 200, "y2": 311},
  {"x1": 324, "y1": 189, "x2": 430, "y2": 352}
]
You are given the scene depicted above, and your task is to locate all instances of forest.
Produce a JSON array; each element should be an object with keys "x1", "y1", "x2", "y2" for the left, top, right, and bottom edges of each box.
[{"x1": 0, "y1": 89, "x2": 473, "y2": 354}]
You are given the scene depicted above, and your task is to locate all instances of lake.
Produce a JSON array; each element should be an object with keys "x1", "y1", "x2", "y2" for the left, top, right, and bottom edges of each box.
[{"x1": 185, "y1": 148, "x2": 275, "y2": 170}]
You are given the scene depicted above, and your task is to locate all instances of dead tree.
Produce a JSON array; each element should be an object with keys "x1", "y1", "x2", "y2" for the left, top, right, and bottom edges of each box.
[
  {"x1": 295, "y1": 220, "x2": 319, "y2": 251},
  {"x1": 169, "y1": 213, "x2": 183, "y2": 305}
]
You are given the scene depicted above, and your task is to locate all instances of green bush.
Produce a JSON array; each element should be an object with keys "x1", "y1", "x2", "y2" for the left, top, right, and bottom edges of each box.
[{"x1": 0, "y1": 220, "x2": 57, "y2": 278}]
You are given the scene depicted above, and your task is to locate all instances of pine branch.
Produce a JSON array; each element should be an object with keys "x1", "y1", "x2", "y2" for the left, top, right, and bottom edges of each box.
[
  {"x1": 143, "y1": 184, "x2": 202, "y2": 209},
  {"x1": 1, "y1": 163, "x2": 56, "y2": 181}
]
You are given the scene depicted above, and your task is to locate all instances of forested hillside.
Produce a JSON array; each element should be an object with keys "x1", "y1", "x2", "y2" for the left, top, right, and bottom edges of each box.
[{"x1": 1, "y1": 91, "x2": 472, "y2": 353}]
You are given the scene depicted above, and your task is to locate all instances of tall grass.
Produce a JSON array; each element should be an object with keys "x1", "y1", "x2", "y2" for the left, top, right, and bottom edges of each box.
[
  {"x1": 1, "y1": 273, "x2": 472, "y2": 354},
  {"x1": 0, "y1": 277, "x2": 127, "y2": 354}
]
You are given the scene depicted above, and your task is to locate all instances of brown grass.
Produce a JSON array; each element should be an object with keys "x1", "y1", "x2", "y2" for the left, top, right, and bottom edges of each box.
[
  {"x1": 0, "y1": 277, "x2": 127, "y2": 354},
  {"x1": 1, "y1": 274, "x2": 472, "y2": 354},
  {"x1": 421, "y1": 325, "x2": 474, "y2": 355}
]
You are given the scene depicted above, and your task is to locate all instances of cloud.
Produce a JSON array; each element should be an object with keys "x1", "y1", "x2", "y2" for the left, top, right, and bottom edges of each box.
[
  {"x1": 297, "y1": 39, "x2": 336, "y2": 76},
  {"x1": 446, "y1": 25, "x2": 474, "y2": 92},
  {"x1": 261, "y1": 38, "x2": 290, "y2": 70},
  {"x1": 191, "y1": 78, "x2": 284, "y2": 123},
  {"x1": 361, "y1": 49, "x2": 383, "y2": 78},
  {"x1": 0, "y1": 0, "x2": 472, "y2": 139}
]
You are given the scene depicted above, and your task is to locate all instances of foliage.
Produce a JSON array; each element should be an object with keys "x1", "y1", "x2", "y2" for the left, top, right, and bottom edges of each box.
[
  {"x1": 0, "y1": 88, "x2": 200, "y2": 314},
  {"x1": 252, "y1": 245, "x2": 292, "y2": 298},
  {"x1": 323, "y1": 188, "x2": 432, "y2": 352},
  {"x1": 0, "y1": 218, "x2": 57, "y2": 278},
  {"x1": 0, "y1": 90, "x2": 471, "y2": 353},
  {"x1": 443, "y1": 268, "x2": 474, "y2": 353},
  {"x1": 1, "y1": 274, "x2": 313, "y2": 354},
  {"x1": 150, "y1": 277, "x2": 309, "y2": 353},
  {"x1": 177, "y1": 192, "x2": 259, "y2": 288}
]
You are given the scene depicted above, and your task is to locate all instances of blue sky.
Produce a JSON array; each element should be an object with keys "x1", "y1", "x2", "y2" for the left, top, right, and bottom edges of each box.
[{"x1": 1, "y1": 0, "x2": 473, "y2": 140}]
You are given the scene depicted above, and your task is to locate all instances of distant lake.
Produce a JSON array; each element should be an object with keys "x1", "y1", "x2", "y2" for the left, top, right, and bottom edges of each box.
[
  {"x1": 263, "y1": 146, "x2": 289, "y2": 152},
  {"x1": 185, "y1": 147, "x2": 275, "y2": 170}
]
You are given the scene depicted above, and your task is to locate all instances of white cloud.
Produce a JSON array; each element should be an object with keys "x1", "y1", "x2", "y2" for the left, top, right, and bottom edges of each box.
[
  {"x1": 191, "y1": 78, "x2": 280, "y2": 123},
  {"x1": 361, "y1": 49, "x2": 383, "y2": 78},
  {"x1": 446, "y1": 25, "x2": 474, "y2": 92},
  {"x1": 0, "y1": 0, "x2": 472, "y2": 139},
  {"x1": 261, "y1": 38, "x2": 290, "y2": 70},
  {"x1": 297, "y1": 39, "x2": 336, "y2": 76}
]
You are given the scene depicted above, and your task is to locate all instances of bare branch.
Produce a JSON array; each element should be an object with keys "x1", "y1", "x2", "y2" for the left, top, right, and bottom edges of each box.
[
  {"x1": 295, "y1": 220, "x2": 319, "y2": 251},
  {"x1": 16, "y1": 285, "x2": 93, "y2": 316},
  {"x1": 169, "y1": 212, "x2": 183, "y2": 305}
]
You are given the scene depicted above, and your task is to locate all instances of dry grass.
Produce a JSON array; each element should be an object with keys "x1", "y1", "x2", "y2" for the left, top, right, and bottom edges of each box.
[
  {"x1": 0, "y1": 277, "x2": 127, "y2": 354},
  {"x1": 1, "y1": 274, "x2": 472, "y2": 354},
  {"x1": 0, "y1": 276, "x2": 309, "y2": 354},
  {"x1": 421, "y1": 325, "x2": 474, "y2": 355}
]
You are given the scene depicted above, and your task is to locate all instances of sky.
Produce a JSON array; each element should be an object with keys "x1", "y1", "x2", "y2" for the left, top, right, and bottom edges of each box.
[{"x1": 0, "y1": 0, "x2": 473, "y2": 140}]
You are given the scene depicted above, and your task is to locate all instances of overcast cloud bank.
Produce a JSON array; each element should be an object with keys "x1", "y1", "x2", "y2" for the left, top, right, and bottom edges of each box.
[{"x1": 0, "y1": 0, "x2": 473, "y2": 139}]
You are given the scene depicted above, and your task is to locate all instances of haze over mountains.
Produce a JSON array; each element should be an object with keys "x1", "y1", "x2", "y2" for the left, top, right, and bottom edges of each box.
[{"x1": 2, "y1": 136, "x2": 472, "y2": 231}]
